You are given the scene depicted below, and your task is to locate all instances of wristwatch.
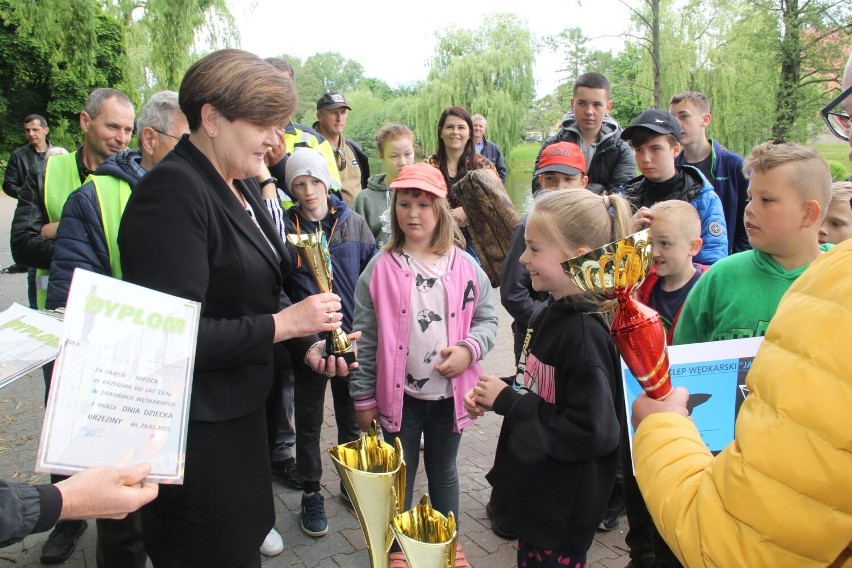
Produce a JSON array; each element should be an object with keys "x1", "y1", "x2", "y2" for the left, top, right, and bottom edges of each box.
[{"x1": 258, "y1": 176, "x2": 277, "y2": 187}]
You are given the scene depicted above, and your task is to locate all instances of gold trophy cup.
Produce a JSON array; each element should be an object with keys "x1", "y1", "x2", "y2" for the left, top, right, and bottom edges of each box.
[
  {"x1": 328, "y1": 422, "x2": 405, "y2": 568},
  {"x1": 287, "y1": 229, "x2": 356, "y2": 364},
  {"x1": 391, "y1": 494, "x2": 457, "y2": 568},
  {"x1": 561, "y1": 229, "x2": 673, "y2": 399}
]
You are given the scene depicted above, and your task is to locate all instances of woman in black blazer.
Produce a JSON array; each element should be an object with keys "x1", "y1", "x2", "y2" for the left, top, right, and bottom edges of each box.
[{"x1": 118, "y1": 49, "x2": 353, "y2": 568}]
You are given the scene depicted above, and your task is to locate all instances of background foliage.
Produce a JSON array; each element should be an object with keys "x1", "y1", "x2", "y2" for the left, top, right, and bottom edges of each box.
[{"x1": 0, "y1": 1, "x2": 848, "y2": 165}]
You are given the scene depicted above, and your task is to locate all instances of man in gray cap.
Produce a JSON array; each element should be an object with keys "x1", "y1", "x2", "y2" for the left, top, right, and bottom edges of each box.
[{"x1": 313, "y1": 93, "x2": 369, "y2": 206}]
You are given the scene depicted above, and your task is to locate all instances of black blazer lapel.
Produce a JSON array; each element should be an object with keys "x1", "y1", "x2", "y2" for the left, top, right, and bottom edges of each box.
[{"x1": 175, "y1": 139, "x2": 286, "y2": 279}]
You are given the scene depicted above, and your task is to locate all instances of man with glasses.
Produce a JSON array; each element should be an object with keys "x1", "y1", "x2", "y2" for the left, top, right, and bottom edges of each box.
[
  {"x1": 313, "y1": 93, "x2": 369, "y2": 206},
  {"x1": 821, "y1": 58, "x2": 852, "y2": 164},
  {"x1": 46, "y1": 91, "x2": 187, "y2": 313},
  {"x1": 625, "y1": 52, "x2": 852, "y2": 567},
  {"x1": 39, "y1": 91, "x2": 185, "y2": 568}
]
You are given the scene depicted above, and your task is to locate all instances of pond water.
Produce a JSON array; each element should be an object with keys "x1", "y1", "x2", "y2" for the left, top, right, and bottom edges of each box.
[{"x1": 505, "y1": 169, "x2": 534, "y2": 214}]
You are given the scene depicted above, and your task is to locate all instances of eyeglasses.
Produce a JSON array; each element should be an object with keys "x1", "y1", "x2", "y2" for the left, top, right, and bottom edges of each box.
[
  {"x1": 153, "y1": 129, "x2": 181, "y2": 141},
  {"x1": 820, "y1": 84, "x2": 852, "y2": 142},
  {"x1": 335, "y1": 147, "x2": 347, "y2": 171}
]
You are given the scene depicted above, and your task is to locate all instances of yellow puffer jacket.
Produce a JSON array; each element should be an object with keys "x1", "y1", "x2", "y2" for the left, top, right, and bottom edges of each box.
[{"x1": 634, "y1": 239, "x2": 852, "y2": 567}]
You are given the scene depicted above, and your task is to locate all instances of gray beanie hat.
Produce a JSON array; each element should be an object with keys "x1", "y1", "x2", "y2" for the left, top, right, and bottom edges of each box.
[{"x1": 284, "y1": 147, "x2": 333, "y2": 193}]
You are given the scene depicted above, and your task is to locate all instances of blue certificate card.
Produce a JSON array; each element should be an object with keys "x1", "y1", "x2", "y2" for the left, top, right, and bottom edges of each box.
[{"x1": 623, "y1": 336, "x2": 764, "y2": 462}]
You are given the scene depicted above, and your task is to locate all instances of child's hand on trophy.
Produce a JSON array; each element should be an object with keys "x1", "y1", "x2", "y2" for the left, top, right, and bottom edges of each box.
[
  {"x1": 307, "y1": 331, "x2": 361, "y2": 377},
  {"x1": 356, "y1": 407, "x2": 379, "y2": 432}
]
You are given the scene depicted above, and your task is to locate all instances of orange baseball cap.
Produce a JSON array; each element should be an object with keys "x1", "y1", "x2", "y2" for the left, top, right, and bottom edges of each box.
[
  {"x1": 388, "y1": 163, "x2": 448, "y2": 198},
  {"x1": 534, "y1": 141, "x2": 587, "y2": 176}
]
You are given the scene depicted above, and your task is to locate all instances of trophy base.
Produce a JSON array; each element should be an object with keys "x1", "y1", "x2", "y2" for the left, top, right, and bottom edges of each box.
[{"x1": 327, "y1": 339, "x2": 357, "y2": 365}]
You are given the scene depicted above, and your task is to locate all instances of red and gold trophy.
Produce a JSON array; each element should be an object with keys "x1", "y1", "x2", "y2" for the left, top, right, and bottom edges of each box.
[{"x1": 561, "y1": 229, "x2": 672, "y2": 400}]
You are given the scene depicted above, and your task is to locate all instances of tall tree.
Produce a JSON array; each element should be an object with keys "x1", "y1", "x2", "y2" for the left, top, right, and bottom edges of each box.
[
  {"x1": 303, "y1": 52, "x2": 365, "y2": 94},
  {"x1": 545, "y1": 27, "x2": 589, "y2": 86},
  {"x1": 414, "y1": 13, "x2": 535, "y2": 160},
  {"x1": 621, "y1": 0, "x2": 664, "y2": 107},
  {"x1": 285, "y1": 52, "x2": 365, "y2": 125},
  {"x1": 0, "y1": 1, "x2": 126, "y2": 153},
  {"x1": 767, "y1": 0, "x2": 850, "y2": 142},
  {"x1": 0, "y1": 0, "x2": 238, "y2": 96}
]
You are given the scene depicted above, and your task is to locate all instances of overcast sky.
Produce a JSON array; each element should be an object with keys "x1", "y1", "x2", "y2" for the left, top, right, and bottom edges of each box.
[{"x1": 231, "y1": 0, "x2": 633, "y2": 98}]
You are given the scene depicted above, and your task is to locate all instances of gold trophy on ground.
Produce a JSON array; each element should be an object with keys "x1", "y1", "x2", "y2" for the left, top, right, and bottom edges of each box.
[
  {"x1": 391, "y1": 494, "x2": 457, "y2": 568},
  {"x1": 287, "y1": 229, "x2": 356, "y2": 364},
  {"x1": 562, "y1": 229, "x2": 673, "y2": 399},
  {"x1": 328, "y1": 422, "x2": 405, "y2": 568}
]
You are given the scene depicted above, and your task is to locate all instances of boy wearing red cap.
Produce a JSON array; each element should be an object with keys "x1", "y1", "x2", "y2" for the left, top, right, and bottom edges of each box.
[{"x1": 501, "y1": 142, "x2": 589, "y2": 365}]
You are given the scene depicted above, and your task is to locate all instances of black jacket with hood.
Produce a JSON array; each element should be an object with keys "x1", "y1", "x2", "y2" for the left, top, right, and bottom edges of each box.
[{"x1": 532, "y1": 112, "x2": 636, "y2": 194}]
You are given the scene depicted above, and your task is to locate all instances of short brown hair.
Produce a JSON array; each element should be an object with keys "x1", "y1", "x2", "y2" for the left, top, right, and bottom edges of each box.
[
  {"x1": 669, "y1": 91, "x2": 711, "y2": 114},
  {"x1": 630, "y1": 129, "x2": 680, "y2": 150},
  {"x1": 375, "y1": 124, "x2": 418, "y2": 157},
  {"x1": 743, "y1": 142, "x2": 832, "y2": 210},
  {"x1": 650, "y1": 200, "x2": 701, "y2": 240},
  {"x1": 830, "y1": 181, "x2": 852, "y2": 206},
  {"x1": 573, "y1": 73, "x2": 611, "y2": 98},
  {"x1": 385, "y1": 189, "x2": 461, "y2": 255},
  {"x1": 179, "y1": 49, "x2": 295, "y2": 131}
]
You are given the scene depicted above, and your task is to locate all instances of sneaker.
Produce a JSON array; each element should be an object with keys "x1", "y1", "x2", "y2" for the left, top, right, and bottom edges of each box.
[
  {"x1": 339, "y1": 481, "x2": 353, "y2": 508},
  {"x1": 40, "y1": 520, "x2": 88, "y2": 564},
  {"x1": 271, "y1": 457, "x2": 303, "y2": 490},
  {"x1": 259, "y1": 528, "x2": 284, "y2": 556},
  {"x1": 598, "y1": 489, "x2": 625, "y2": 531},
  {"x1": 485, "y1": 501, "x2": 517, "y2": 540},
  {"x1": 300, "y1": 491, "x2": 328, "y2": 536}
]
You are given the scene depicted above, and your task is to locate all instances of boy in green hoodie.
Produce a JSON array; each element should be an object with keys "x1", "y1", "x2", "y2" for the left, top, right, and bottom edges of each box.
[{"x1": 674, "y1": 142, "x2": 833, "y2": 344}]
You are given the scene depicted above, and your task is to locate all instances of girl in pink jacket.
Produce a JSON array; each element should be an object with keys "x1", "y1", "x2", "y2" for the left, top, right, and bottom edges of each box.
[{"x1": 349, "y1": 163, "x2": 497, "y2": 566}]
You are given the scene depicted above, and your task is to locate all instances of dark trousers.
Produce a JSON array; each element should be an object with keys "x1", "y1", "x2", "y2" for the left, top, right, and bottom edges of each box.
[
  {"x1": 382, "y1": 395, "x2": 462, "y2": 519},
  {"x1": 97, "y1": 514, "x2": 147, "y2": 568},
  {"x1": 293, "y1": 362, "x2": 359, "y2": 486},
  {"x1": 621, "y1": 426, "x2": 682, "y2": 568},
  {"x1": 266, "y1": 343, "x2": 296, "y2": 462}
]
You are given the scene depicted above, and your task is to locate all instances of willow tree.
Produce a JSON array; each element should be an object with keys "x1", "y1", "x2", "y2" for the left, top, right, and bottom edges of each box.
[
  {"x1": 1, "y1": 0, "x2": 237, "y2": 96},
  {"x1": 109, "y1": 0, "x2": 238, "y2": 92},
  {"x1": 413, "y1": 14, "x2": 535, "y2": 160},
  {"x1": 0, "y1": 0, "x2": 127, "y2": 152}
]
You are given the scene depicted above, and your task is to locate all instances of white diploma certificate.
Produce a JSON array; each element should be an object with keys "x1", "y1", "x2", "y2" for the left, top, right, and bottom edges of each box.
[
  {"x1": 37, "y1": 269, "x2": 200, "y2": 483},
  {"x1": 0, "y1": 303, "x2": 63, "y2": 389}
]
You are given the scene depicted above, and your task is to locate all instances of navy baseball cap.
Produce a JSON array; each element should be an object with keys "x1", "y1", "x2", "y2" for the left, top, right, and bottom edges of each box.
[{"x1": 621, "y1": 109, "x2": 682, "y2": 142}]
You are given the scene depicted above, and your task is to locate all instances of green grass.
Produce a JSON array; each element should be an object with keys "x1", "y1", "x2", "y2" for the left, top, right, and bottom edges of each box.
[
  {"x1": 813, "y1": 143, "x2": 852, "y2": 177},
  {"x1": 508, "y1": 143, "x2": 541, "y2": 173}
]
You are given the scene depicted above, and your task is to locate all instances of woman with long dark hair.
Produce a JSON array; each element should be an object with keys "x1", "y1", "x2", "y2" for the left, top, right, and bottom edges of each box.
[{"x1": 426, "y1": 106, "x2": 500, "y2": 230}]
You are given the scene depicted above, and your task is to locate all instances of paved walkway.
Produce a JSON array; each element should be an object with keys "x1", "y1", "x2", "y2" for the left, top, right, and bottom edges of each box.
[{"x1": 0, "y1": 194, "x2": 631, "y2": 567}]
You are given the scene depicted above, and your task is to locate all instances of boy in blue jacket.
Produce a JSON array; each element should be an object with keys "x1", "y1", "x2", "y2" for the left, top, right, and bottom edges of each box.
[
  {"x1": 620, "y1": 109, "x2": 728, "y2": 265},
  {"x1": 283, "y1": 148, "x2": 377, "y2": 538},
  {"x1": 670, "y1": 91, "x2": 750, "y2": 254}
]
